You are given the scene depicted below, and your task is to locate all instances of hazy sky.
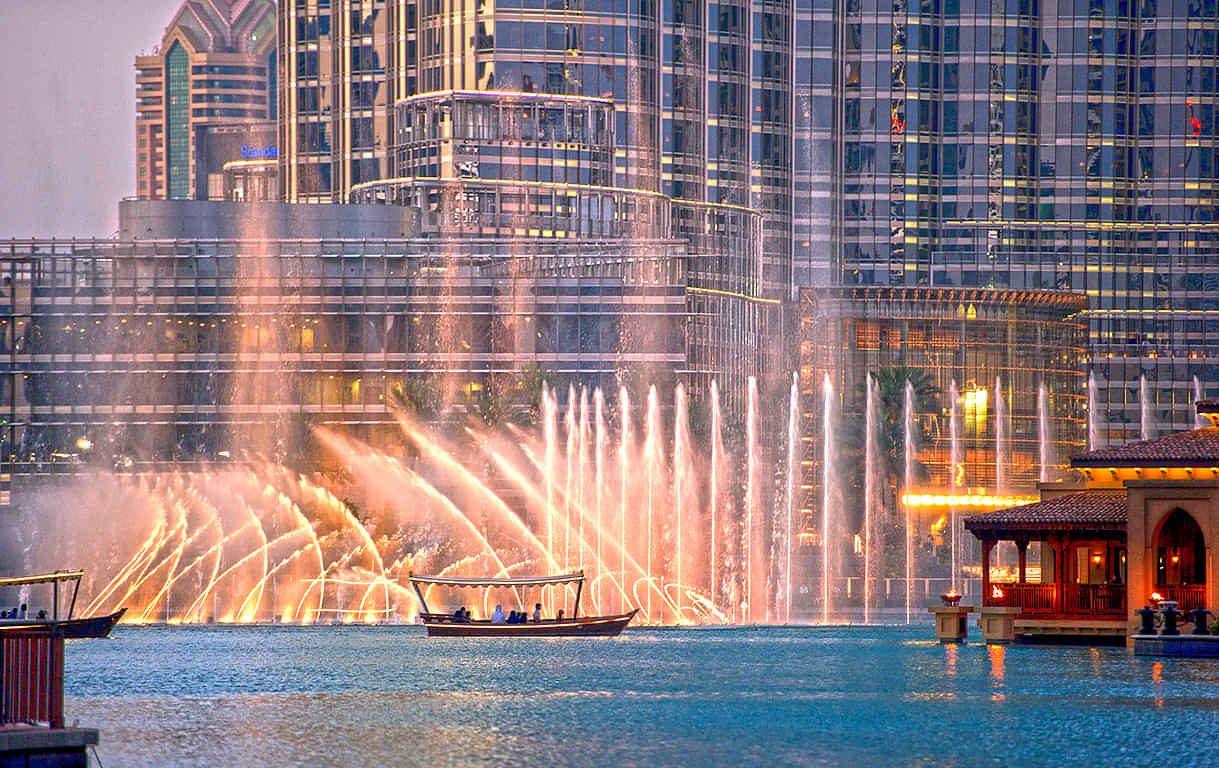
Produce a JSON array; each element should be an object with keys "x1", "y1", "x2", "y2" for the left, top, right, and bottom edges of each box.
[{"x1": 0, "y1": 1, "x2": 176, "y2": 237}]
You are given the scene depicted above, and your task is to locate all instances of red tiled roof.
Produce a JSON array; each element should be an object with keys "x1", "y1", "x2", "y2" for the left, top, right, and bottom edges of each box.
[
  {"x1": 964, "y1": 491, "x2": 1127, "y2": 533},
  {"x1": 1071, "y1": 427, "x2": 1219, "y2": 468}
]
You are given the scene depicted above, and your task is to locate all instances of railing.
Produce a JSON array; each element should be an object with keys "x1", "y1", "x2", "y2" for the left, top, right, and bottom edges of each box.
[
  {"x1": 1156, "y1": 585, "x2": 1207, "y2": 612},
  {"x1": 987, "y1": 583, "x2": 1057, "y2": 614},
  {"x1": 986, "y1": 583, "x2": 1127, "y2": 616},
  {"x1": 1064, "y1": 584, "x2": 1127, "y2": 616},
  {"x1": 0, "y1": 631, "x2": 64, "y2": 728}
]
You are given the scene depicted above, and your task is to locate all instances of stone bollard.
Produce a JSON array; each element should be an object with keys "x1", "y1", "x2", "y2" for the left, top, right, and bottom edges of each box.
[
  {"x1": 928, "y1": 605, "x2": 976, "y2": 643},
  {"x1": 978, "y1": 606, "x2": 1022, "y2": 644}
]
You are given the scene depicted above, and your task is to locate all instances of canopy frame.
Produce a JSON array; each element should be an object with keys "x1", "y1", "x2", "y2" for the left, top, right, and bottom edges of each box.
[
  {"x1": 0, "y1": 571, "x2": 82, "y2": 621},
  {"x1": 408, "y1": 571, "x2": 584, "y2": 617}
]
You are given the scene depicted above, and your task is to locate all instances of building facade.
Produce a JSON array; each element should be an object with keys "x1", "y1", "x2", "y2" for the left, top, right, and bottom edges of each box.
[
  {"x1": 276, "y1": 0, "x2": 798, "y2": 299},
  {"x1": 810, "y1": 0, "x2": 1219, "y2": 446},
  {"x1": 798, "y1": 285, "x2": 1088, "y2": 597},
  {"x1": 136, "y1": 0, "x2": 278, "y2": 200}
]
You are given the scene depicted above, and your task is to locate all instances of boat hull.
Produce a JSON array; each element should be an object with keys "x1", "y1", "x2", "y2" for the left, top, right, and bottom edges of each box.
[
  {"x1": 422, "y1": 610, "x2": 636, "y2": 637},
  {"x1": 0, "y1": 608, "x2": 126, "y2": 639}
]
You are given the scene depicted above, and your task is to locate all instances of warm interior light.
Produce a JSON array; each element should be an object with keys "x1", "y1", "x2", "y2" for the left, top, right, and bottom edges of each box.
[
  {"x1": 991, "y1": 585, "x2": 1004, "y2": 599},
  {"x1": 1151, "y1": 591, "x2": 1164, "y2": 602},
  {"x1": 1091, "y1": 553, "x2": 1103, "y2": 565}
]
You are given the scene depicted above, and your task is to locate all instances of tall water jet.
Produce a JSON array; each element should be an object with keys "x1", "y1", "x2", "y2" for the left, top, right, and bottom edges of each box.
[
  {"x1": 564, "y1": 383, "x2": 577, "y2": 569},
  {"x1": 542, "y1": 383, "x2": 558, "y2": 613},
  {"x1": 949, "y1": 380, "x2": 962, "y2": 587},
  {"x1": 1088, "y1": 372, "x2": 1100, "y2": 451},
  {"x1": 618, "y1": 385, "x2": 632, "y2": 614},
  {"x1": 785, "y1": 372, "x2": 799, "y2": 624},
  {"x1": 1140, "y1": 375, "x2": 1153, "y2": 441},
  {"x1": 1039, "y1": 383, "x2": 1053, "y2": 483},
  {"x1": 710, "y1": 380, "x2": 723, "y2": 613},
  {"x1": 863, "y1": 373, "x2": 878, "y2": 624},
  {"x1": 994, "y1": 377, "x2": 1009, "y2": 494},
  {"x1": 594, "y1": 388, "x2": 606, "y2": 611},
  {"x1": 578, "y1": 387, "x2": 590, "y2": 570},
  {"x1": 1195, "y1": 376, "x2": 1207, "y2": 429},
  {"x1": 821, "y1": 373, "x2": 838, "y2": 624},
  {"x1": 644, "y1": 384, "x2": 662, "y2": 622},
  {"x1": 903, "y1": 379, "x2": 915, "y2": 625},
  {"x1": 673, "y1": 382, "x2": 689, "y2": 623},
  {"x1": 745, "y1": 376, "x2": 759, "y2": 623}
]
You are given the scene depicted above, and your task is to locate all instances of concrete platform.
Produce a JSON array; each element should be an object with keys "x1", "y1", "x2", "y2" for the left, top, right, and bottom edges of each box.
[
  {"x1": 0, "y1": 726, "x2": 98, "y2": 768},
  {"x1": 1133, "y1": 634, "x2": 1219, "y2": 658},
  {"x1": 1014, "y1": 618, "x2": 1128, "y2": 646}
]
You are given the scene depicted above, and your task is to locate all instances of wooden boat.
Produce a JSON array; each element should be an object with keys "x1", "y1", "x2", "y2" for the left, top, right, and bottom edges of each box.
[
  {"x1": 410, "y1": 571, "x2": 636, "y2": 637},
  {"x1": 0, "y1": 571, "x2": 126, "y2": 639}
]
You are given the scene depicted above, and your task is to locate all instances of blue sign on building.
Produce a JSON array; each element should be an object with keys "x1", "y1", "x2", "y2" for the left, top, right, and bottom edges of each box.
[{"x1": 240, "y1": 145, "x2": 279, "y2": 160}]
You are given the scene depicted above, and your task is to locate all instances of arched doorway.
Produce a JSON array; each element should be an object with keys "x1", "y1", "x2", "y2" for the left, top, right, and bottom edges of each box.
[{"x1": 1154, "y1": 508, "x2": 1207, "y2": 610}]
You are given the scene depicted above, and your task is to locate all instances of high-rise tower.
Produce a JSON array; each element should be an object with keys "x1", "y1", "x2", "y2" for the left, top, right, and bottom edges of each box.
[
  {"x1": 135, "y1": 0, "x2": 278, "y2": 200},
  {"x1": 278, "y1": 0, "x2": 797, "y2": 299},
  {"x1": 813, "y1": 0, "x2": 1219, "y2": 443}
]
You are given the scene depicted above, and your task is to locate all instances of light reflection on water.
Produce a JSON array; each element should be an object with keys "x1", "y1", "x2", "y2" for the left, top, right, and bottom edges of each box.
[{"x1": 65, "y1": 626, "x2": 1219, "y2": 767}]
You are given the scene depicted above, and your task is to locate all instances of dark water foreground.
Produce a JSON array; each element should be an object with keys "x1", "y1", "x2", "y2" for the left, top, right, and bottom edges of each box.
[{"x1": 65, "y1": 625, "x2": 1219, "y2": 767}]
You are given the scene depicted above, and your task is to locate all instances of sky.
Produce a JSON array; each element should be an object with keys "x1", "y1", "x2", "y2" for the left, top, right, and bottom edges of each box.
[{"x1": 0, "y1": 1, "x2": 175, "y2": 237}]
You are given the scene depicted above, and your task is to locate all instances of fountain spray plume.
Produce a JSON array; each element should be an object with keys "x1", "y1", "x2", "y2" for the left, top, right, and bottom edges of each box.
[
  {"x1": 710, "y1": 380, "x2": 723, "y2": 613},
  {"x1": 863, "y1": 373, "x2": 878, "y2": 624},
  {"x1": 949, "y1": 380, "x2": 962, "y2": 589},
  {"x1": 1196, "y1": 376, "x2": 1207, "y2": 429},
  {"x1": 821, "y1": 373, "x2": 838, "y2": 624},
  {"x1": 903, "y1": 379, "x2": 915, "y2": 625},
  {"x1": 1140, "y1": 375, "x2": 1153, "y2": 441},
  {"x1": 594, "y1": 388, "x2": 606, "y2": 612},
  {"x1": 995, "y1": 377, "x2": 1009, "y2": 494},
  {"x1": 1038, "y1": 383, "x2": 1053, "y2": 483},
  {"x1": 618, "y1": 385, "x2": 631, "y2": 614},
  {"x1": 784, "y1": 373, "x2": 799, "y2": 624},
  {"x1": 745, "y1": 376, "x2": 760, "y2": 623},
  {"x1": 644, "y1": 384, "x2": 662, "y2": 623},
  {"x1": 1088, "y1": 372, "x2": 1100, "y2": 451}
]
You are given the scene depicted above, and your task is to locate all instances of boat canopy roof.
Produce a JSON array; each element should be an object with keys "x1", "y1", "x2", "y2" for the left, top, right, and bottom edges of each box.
[
  {"x1": 408, "y1": 571, "x2": 583, "y2": 588},
  {"x1": 0, "y1": 571, "x2": 83, "y2": 587}
]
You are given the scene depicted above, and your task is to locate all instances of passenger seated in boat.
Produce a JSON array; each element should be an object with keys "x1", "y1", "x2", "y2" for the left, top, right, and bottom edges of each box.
[
  {"x1": 19, "y1": 604, "x2": 26, "y2": 619},
  {"x1": 556, "y1": 609, "x2": 564, "y2": 621},
  {"x1": 491, "y1": 605, "x2": 506, "y2": 624},
  {"x1": 533, "y1": 603, "x2": 542, "y2": 622},
  {"x1": 37, "y1": 610, "x2": 46, "y2": 620},
  {"x1": 453, "y1": 607, "x2": 464, "y2": 621}
]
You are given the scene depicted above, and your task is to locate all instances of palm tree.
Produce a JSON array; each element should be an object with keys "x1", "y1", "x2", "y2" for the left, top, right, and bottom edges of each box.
[{"x1": 843, "y1": 366, "x2": 940, "y2": 577}]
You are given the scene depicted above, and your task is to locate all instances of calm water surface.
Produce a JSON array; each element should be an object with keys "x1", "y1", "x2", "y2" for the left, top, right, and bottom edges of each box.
[{"x1": 65, "y1": 625, "x2": 1219, "y2": 767}]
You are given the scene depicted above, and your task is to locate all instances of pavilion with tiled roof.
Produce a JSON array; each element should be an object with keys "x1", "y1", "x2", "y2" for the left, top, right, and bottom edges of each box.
[{"x1": 965, "y1": 400, "x2": 1219, "y2": 633}]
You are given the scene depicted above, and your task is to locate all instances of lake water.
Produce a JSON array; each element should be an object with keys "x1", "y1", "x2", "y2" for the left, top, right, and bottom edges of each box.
[{"x1": 65, "y1": 625, "x2": 1219, "y2": 767}]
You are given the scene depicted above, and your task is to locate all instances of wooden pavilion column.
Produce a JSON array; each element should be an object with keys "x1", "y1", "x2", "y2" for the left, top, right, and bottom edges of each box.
[
  {"x1": 1057, "y1": 533, "x2": 1072, "y2": 614},
  {"x1": 1015, "y1": 538, "x2": 1029, "y2": 584},
  {"x1": 981, "y1": 538, "x2": 996, "y2": 603}
]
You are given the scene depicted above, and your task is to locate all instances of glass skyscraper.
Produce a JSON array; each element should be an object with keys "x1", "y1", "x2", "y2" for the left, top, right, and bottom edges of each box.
[
  {"x1": 815, "y1": 0, "x2": 1219, "y2": 444},
  {"x1": 279, "y1": 0, "x2": 798, "y2": 299}
]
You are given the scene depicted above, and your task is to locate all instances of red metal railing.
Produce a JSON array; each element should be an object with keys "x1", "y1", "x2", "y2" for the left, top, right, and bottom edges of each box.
[
  {"x1": 1155, "y1": 585, "x2": 1207, "y2": 612},
  {"x1": 0, "y1": 631, "x2": 64, "y2": 728},
  {"x1": 986, "y1": 583, "x2": 1057, "y2": 613},
  {"x1": 1064, "y1": 584, "x2": 1127, "y2": 616},
  {"x1": 987, "y1": 583, "x2": 1127, "y2": 616}
]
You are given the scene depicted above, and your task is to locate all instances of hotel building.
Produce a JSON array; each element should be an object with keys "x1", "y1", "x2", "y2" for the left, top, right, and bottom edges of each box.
[{"x1": 135, "y1": 0, "x2": 278, "y2": 200}]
